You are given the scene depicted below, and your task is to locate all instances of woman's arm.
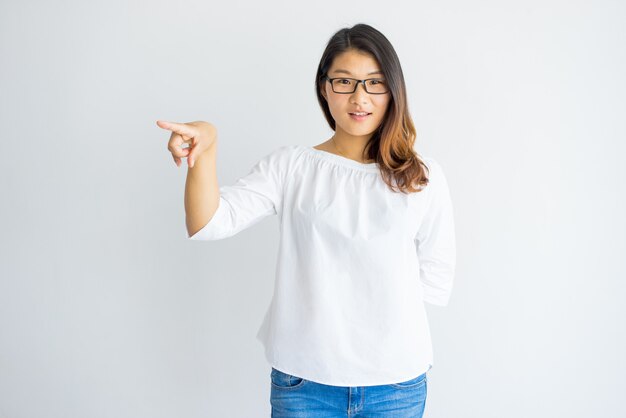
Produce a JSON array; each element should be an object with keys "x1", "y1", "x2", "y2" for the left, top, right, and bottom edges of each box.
[
  {"x1": 157, "y1": 119, "x2": 219, "y2": 238},
  {"x1": 415, "y1": 158, "x2": 457, "y2": 306},
  {"x1": 185, "y1": 145, "x2": 293, "y2": 241},
  {"x1": 185, "y1": 142, "x2": 219, "y2": 237}
]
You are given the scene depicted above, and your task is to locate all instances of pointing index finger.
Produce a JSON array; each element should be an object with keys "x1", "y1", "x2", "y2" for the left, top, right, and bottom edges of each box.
[{"x1": 156, "y1": 120, "x2": 195, "y2": 138}]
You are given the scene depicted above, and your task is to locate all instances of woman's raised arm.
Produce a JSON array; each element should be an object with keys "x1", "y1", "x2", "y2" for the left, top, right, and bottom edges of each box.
[{"x1": 157, "y1": 120, "x2": 219, "y2": 237}]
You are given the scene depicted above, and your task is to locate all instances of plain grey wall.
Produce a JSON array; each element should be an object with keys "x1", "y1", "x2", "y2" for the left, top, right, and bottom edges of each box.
[{"x1": 1, "y1": 1, "x2": 624, "y2": 417}]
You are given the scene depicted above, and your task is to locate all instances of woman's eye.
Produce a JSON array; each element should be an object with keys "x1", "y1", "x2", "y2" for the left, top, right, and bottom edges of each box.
[{"x1": 338, "y1": 79, "x2": 351, "y2": 84}]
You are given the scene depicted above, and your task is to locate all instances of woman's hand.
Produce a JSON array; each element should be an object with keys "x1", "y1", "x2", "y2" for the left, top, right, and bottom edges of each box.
[{"x1": 156, "y1": 120, "x2": 217, "y2": 168}]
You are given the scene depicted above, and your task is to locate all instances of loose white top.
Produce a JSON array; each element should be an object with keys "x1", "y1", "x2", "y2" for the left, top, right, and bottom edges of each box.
[{"x1": 187, "y1": 144, "x2": 456, "y2": 386}]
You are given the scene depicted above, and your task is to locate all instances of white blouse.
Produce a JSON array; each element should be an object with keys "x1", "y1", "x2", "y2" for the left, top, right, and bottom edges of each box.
[{"x1": 187, "y1": 144, "x2": 456, "y2": 387}]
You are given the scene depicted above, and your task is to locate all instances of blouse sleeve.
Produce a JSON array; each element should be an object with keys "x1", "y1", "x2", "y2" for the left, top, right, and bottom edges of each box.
[
  {"x1": 414, "y1": 158, "x2": 457, "y2": 306},
  {"x1": 186, "y1": 145, "x2": 292, "y2": 241}
]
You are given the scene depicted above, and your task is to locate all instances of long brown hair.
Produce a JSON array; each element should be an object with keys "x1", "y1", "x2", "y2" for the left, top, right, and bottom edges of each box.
[{"x1": 315, "y1": 23, "x2": 429, "y2": 194}]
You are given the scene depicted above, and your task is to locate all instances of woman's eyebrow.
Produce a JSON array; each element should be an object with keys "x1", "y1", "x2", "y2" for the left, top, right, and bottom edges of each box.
[{"x1": 331, "y1": 69, "x2": 384, "y2": 75}]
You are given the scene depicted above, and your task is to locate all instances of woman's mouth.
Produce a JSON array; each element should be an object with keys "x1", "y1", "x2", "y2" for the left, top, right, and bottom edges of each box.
[{"x1": 349, "y1": 112, "x2": 371, "y2": 121}]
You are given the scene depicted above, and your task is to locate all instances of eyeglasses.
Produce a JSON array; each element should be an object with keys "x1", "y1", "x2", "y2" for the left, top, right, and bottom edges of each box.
[{"x1": 323, "y1": 75, "x2": 389, "y2": 94}]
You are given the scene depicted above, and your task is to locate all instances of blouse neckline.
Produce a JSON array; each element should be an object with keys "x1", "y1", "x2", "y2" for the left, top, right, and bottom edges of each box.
[{"x1": 304, "y1": 146, "x2": 380, "y2": 172}]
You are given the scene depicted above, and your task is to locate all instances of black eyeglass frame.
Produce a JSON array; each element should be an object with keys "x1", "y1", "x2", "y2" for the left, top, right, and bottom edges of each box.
[{"x1": 322, "y1": 75, "x2": 390, "y2": 95}]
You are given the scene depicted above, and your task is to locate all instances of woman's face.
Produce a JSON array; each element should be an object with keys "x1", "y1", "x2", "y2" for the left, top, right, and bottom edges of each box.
[{"x1": 321, "y1": 49, "x2": 391, "y2": 140}]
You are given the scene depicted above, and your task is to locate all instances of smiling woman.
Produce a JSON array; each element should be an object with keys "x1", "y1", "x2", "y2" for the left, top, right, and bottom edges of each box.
[{"x1": 162, "y1": 22, "x2": 455, "y2": 418}]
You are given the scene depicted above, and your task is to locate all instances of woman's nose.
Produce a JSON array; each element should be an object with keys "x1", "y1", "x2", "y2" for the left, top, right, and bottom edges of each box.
[{"x1": 350, "y1": 82, "x2": 370, "y2": 103}]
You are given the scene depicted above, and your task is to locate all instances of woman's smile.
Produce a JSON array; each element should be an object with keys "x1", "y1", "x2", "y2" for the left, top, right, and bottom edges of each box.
[{"x1": 348, "y1": 112, "x2": 372, "y2": 122}]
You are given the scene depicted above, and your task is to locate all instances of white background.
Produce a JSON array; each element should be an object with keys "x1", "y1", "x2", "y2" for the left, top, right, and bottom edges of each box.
[{"x1": 1, "y1": 0, "x2": 624, "y2": 417}]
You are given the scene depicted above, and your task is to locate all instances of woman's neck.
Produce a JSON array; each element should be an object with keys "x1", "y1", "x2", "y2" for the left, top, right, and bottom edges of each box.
[{"x1": 331, "y1": 132, "x2": 374, "y2": 163}]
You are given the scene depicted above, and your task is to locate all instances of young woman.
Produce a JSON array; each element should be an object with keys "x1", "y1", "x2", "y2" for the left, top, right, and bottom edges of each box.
[{"x1": 158, "y1": 23, "x2": 455, "y2": 418}]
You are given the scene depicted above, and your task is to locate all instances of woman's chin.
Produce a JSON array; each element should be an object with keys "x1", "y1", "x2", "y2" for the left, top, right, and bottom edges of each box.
[
  {"x1": 344, "y1": 128, "x2": 377, "y2": 138},
  {"x1": 336, "y1": 123, "x2": 375, "y2": 136}
]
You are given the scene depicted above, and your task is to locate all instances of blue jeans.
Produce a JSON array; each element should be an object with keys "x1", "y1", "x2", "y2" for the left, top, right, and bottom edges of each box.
[{"x1": 270, "y1": 367, "x2": 428, "y2": 417}]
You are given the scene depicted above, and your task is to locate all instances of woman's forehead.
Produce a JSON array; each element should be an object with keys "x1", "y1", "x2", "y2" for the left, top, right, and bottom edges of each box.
[{"x1": 328, "y1": 50, "x2": 382, "y2": 76}]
